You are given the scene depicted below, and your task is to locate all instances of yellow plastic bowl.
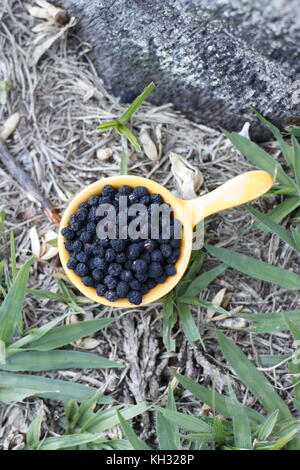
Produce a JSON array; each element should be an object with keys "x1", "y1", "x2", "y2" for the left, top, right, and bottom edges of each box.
[{"x1": 58, "y1": 171, "x2": 273, "y2": 308}]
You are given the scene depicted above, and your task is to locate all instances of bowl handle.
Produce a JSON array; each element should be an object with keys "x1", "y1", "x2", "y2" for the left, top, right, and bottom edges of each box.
[{"x1": 183, "y1": 170, "x2": 273, "y2": 227}]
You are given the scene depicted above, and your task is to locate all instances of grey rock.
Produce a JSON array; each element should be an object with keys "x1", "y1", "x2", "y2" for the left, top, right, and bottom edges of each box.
[{"x1": 58, "y1": 0, "x2": 300, "y2": 140}]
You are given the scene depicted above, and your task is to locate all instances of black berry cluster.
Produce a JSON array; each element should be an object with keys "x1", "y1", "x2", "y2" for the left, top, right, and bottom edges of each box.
[{"x1": 61, "y1": 184, "x2": 181, "y2": 305}]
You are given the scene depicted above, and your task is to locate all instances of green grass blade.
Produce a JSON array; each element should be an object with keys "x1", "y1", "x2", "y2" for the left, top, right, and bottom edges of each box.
[
  {"x1": 96, "y1": 120, "x2": 118, "y2": 130},
  {"x1": 10, "y1": 231, "x2": 17, "y2": 280},
  {"x1": 206, "y1": 244, "x2": 300, "y2": 290},
  {"x1": 259, "y1": 355, "x2": 290, "y2": 367},
  {"x1": 9, "y1": 313, "x2": 70, "y2": 350},
  {"x1": 171, "y1": 371, "x2": 264, "y2": 424},
  {"x1": 0, "y1": 350, "x2": 122, "y2": 371},
  {"x1": 246, "y1": 206, "x2": 296, "y2": 249},
  {"x1": 177, "y1": 303, "x2": 201, "y2": 345},
  {"x1": 120, "y1": 150, "x2": 128, "y2": 175},
  {"x1": 291, "y1": 227, "x2": 300, "y2": 252},
  {"x1": 161, "y1": 292, "x2": 176, "y2": 352},
  {"x1": 176, "y1": 251, "x2": 206, "y2": 297},
  {"x1": 262, "y1": 197, "x2": 300, "y2": 224},
  {"x1": 292, "y1": 135, "x2": 300, "y2": 190},
  {"x1": 37, "y1": 433, "x2": 102, "y2": 450},
  {"x1": 223, "y1": 130, "x2": 296, "y2": 189},
  {"x1": 26, "y1": 415, "x2": 42, "y2": 449},
  {"x1": 157, "y1": 387, "x2": 179, "y2": 450},
  {"x1": 226, "y1": 397, "x2": 252, "y2": 449},
  {"x1": 119, "y1": 82, "x2": 155, "y2": 124},
  {"x1": 287, "y1": 127, "x2": 300, "y2": 137},
  {"x1": 241, "y1": 310, "x2": 300, "y2": 333},
  {"x1": 257, "y1": 410, "x2": 279, "y2": 441},
  {"x1": 82, "y1": 403, "x2": 148, "y2": 433},
  {"x1": 216, "y1": 330, "x2": 292, "y2": 420},
  {"x1": 23, "y1": 318, "x2": 117, "y2": 351},
  {"x1": 254, "y1": 110, "x2": 294, "y2": 168},
  {"x1": 0, "y1": 371, "x2": 112, "y2": 404},
  {"x1": 156, "y1": 407, "x2": 213, "y2": 435},
  {"x1": 0, "y1": 258, "x2": 32, "y2": 344},
  {"x1": 117, "y1": 123, "x2": 141, "y2": 152},
  {"x1": 0, "y1": 210, "x2": 5, "y2": 238},
  {"x1": 117, "y1": 410, "x2": 151, "y2": 450},
  {"x1": 283, "y1": 313, "x2": 300, "y2": 415},
  {"x1": 184, "y1": 264, "x2": 227, "y2": 298}
]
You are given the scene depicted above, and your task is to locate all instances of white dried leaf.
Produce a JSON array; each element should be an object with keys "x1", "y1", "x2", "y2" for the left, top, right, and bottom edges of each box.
[
  {"x1": 169, "y1": 152, "x2": 203, "y2": 199},
  {"x1": 207, "y1": 288, "x2": 226, "y2": 320},
  {"x1": 221, "y1": 317, "x2": 248, "y2": 329},
  {"x1": 139, "y1": 127, "x2": 159, "y2": 161},
  {"x1": 0, "y1": 113, "x2": 20, "y2": 141},
  {"x1": 76, "y1": 337, "x2": 101, "y2": 350},
  {"x1": 40, "y1": 246, "x2": 58, "y2": 260},
  {"x1": 26, "y1": 5, "x2": 49, "y2": 19},
  {"x1": 31, "y1": 17, "x2": 77, "y2": 66},
  {"x1": 238, "y1": 122, "x2": 251, "y2": 140},
  {"x1": 97, "y1": 147, "x2": 113, "y2": 161},
  {"x1": 31, "y1": 21, "x2": 58, "y2": 33},
  {"x1": 155, "y1": 124, "x2": 163, "y2": 159},
  {"x1": 29, "y1": 226, "x2": 41, "y2": 258}
]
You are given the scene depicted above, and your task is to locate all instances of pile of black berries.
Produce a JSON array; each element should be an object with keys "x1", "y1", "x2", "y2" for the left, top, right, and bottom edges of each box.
[{"x1": 61, "y1": 184, "x2": 181, "y2": 305}]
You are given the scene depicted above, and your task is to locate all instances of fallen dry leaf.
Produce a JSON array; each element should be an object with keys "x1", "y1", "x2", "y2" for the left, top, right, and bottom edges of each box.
[
  {"x1": 207, "y1": 288, "x2": 226, "y2": 321},
  {"x1": 169, "y1": 152, "x2": 203, "y2": 199},
  {"x1": 139, "y1": 127, "x2": 159, "y2": 161},
  {"x1": 0, "y1": 113, "x2": 20, "y2": 142},
  {"x1": 29, "y1": 226, "x2": 41, "y2": 258},
  {"x1": 76, "y1": 337, "x2": 101, "y2": 350}
]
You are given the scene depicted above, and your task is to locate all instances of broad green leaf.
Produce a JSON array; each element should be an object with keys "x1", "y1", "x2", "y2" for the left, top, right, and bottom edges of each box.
[
  {"x1": 206, "y1": 244, "x2": 300, "y2": 290},
  {"x1": 0, "y1": 350, "x2": 122, "y2": 371},
  {"x1": 81, "y1": 403, "x2": 148, "y2": 433},
  {"x1": 257, "y1": 410, "x2": 279, "y2": 441},
  {"x1": 157, "y1": 387, "x2": 179, "y2": 450},
  {"x1": 246, "y1": 206, "x2": 296, "y2": 250},
  {"x1": 117, "y1": 410, "x2": 151, "y2": 450},
  {"x1": 223, "y1": 129, "x2": 296, "y2": 189},
  {"x1": 216, "y1": 330, "x2": 292, "y2": 420},
  {"x1": 156, "y1": 407, "x2": 213, "y2": 435},
  {"x1": 117, "y1": 123, "x2": 141, "y2": 152},
  {"x1": 27, "y1": 288, "x2": 67, "y2": 302},
  {"x1": 184, "y1": 264, "x2": 227, "y2": 299},
  {"x1": 177, "y1": 303, "x2": 201, "y2": 345},
  {"x1": 37, "y1": 433, "x2": 102, "y2": 450},
  {"x1": 26, "y1": 415, "x2": 42, "y2": 449},
  {"x1": 254, "y1": 111, "x2": 294, "y2": 168},
  {"x1": 119, "y1": 82, "x2": 155, "y2": 124},
  {"x1": 171, "y1": 371, "x2": 264, "y2": 424},
  {"x1": 23, "y1": 318, "x2": 117, "y2": 351},
  {"x1": 241, "y1": 310, "x2": 300, "y2": 333},
  {"x1": 0, "y1": 371, "x2": 112, "y2": 404},
  {"x1": 0, "y1": 258, "x2": 32, "y2": 344},
  {"x1": 161, "y1": 292, "x2": 176, "y2": 352}
]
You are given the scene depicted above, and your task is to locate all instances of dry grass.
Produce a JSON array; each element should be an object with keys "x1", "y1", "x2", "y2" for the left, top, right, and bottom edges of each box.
[{"x1": 0, "y1": 0, "x2": 298, "y2": 449}]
